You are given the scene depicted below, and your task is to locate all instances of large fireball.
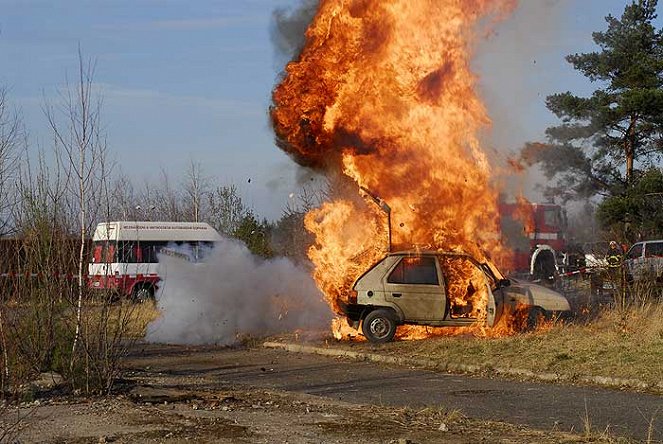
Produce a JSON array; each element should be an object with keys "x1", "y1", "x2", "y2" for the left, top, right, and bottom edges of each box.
[{"x1": 271, "y1": 0, "x2": 517, "y2": 331}]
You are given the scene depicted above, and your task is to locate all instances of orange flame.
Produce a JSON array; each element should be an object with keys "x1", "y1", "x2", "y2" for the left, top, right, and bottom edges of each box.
[
  {"x1": 513, "y1": 194, "x2": 536, "y2": 234},
  {"x1": 272, "y1": 0, "x2": 519, "y2": 339}
]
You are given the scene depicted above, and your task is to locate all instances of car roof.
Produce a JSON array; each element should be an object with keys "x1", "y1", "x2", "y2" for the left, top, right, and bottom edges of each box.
[
  {"x1": 631, "y1": 240, "x2": 663, "y2": 246},
  {"x1": 389, "y1": 250, "x2": 452, "y2": 256},
  {"x1": 387, "y1": 250, "x2": 480, "y2": 260}
]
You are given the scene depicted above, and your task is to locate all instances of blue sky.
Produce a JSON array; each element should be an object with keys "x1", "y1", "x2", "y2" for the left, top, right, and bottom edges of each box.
[{"x1": 0, "y1": 0, "x2": 657, "y2": 220}]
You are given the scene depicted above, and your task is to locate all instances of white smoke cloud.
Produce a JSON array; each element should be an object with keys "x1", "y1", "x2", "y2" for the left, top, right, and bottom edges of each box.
[{"x1": 146, "y1": 237, "x2": 332, "y2": 345}]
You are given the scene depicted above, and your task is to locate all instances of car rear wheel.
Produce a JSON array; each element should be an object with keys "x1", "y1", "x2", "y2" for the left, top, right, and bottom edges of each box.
[{"x1": 362, "y1": 309, "x2": 397, "y2": 343}]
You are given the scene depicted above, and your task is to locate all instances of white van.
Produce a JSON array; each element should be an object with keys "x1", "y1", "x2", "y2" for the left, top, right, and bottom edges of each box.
[{"x1": 88, "y1": 221, "x2": 222, "y2": 301}]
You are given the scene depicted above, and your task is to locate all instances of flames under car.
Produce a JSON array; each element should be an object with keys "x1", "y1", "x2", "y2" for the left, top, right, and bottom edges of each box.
[{"x1": 340, "y1": 251, "x2": 571, "y2": 343}]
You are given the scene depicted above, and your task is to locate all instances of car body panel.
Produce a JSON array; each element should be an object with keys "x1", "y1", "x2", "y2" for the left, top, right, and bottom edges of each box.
[
  {"x1": 346, "y1": 251, "x2": 570, "y2": 334},
  {"x1": 382, "y1": 256, "x2": 446, "y2": 321},
  {"x1": 351, "y1": 251, "x2": 507, "y2": 328},
  {"x1": 504, "y1": 279, "x2": 571, "y2": 312},
  {"x1": 624, "y1": 240, "x2": 663, "y2": 281}
]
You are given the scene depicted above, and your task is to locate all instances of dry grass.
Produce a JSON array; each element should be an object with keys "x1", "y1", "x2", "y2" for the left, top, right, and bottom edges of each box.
[
  {"x1": 80, "y1": 300, "x2": 160, "y2": 339},
  {"x1": 327, "y1": 302, "x2": 663, "y2": 389},
  {"x1": 88, "y1": 291, "x2": 662, "y2": 391},
  {"x1": 0, "y1": 299, "x2": 160, "y2": 396}
]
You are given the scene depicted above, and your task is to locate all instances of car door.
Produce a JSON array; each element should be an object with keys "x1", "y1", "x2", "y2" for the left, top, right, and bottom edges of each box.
[
  {"x1": 485, "y1": 284, "x2": 503, "y2": 328},
  {"x1": 439, "y1": 256, "x2": 503, "y2": 326},
  {"x1": 643, "y1": 241, "x2": 663, "y2": 276},
  {"x1": 383, "y1": 256, "x2": 446, "y2": 321},
  {"x1": 473, "y1": 262, "x2": 505, "y2": 328}
]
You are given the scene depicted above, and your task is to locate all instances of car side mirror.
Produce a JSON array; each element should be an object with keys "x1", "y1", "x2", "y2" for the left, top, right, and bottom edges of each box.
[{"x1": 499, "y1": 279, "x2": 511, "y2": 288}]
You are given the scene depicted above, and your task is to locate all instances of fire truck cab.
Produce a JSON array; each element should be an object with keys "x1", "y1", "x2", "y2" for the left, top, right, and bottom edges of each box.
[{"x1": 500, "y1": 202, "x2": 570, "y2": 282}]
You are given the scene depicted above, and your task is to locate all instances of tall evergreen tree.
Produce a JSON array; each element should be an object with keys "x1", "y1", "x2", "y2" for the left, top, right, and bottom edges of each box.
[
  {"x1": 597, "y1": 168, "x2": 663, "y2": 240},
  {"x1": 522, "y1": 0, "x2": 663, "y2": 201}
]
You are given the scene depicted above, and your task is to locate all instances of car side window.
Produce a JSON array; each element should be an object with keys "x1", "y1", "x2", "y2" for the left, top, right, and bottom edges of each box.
[
  {"x1": 627, "y1": 244, "x2": 643, "y2": 260},
  {"x1": 645, "y1": 242, "x2": 663, "y2": 258},
  {"x1": 387, "y1": 257, "x2": 439, "y2": 285}
]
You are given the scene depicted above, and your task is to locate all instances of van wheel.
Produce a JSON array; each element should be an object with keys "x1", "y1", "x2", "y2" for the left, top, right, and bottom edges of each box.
[
  {"x1": 362, "y1": 309, "x2": 397, "y2": 343},
  {"x1": 132, "y1": 286, "x2": 154, "y2": 303}
]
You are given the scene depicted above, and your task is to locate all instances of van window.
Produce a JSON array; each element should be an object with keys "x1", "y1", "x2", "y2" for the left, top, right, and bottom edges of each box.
[
  {"x1": 645, "y1": 242, "x2": 663, "y2": 258},
  {"x1": 92, "y1": 243, "x2": 103, "y2": 263},
  {"x1": 117, "y1": 241, "x2": 169, "y2": 263},
  {"x1": 627, "y1": 244, "x2": 643, "y2": 260},
  {"x1": 91, "y1": 241, "x2": 116, "y2": 263},
  {"x1": 388, "y1": 257, "x2": 439, "y2": 285}
]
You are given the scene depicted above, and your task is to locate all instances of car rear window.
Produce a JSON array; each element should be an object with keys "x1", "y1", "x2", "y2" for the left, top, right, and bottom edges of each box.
[{"x1": 388, "y1": 257, "x2": 439, "y2": 285}]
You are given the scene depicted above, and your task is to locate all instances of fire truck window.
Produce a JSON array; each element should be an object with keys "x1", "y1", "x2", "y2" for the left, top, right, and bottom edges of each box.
[
  {"x1": 145, "y1": 241, "x2": 169, "y2": 264},
  {"x1": 143, "y1": 243, "x2": 153, "y2": 263},
  {"x1": 388, "y1": 257, "x2": 439, "y2": 285},
  {"x1": 645, "y1": 242, "x2": 663, "y2": 258},
  {"x1": 116, "y1": 242, "x2": 126, "y2": 262},
  {"x1": 627, "y1": 244, "x2": 643, "y2": 260},
  {"x1": 543, "y1": 208, "x2": 560, "y2": 227},
  {"x1": 139, "y1": 242, "x2": 156, "y2": 263}
]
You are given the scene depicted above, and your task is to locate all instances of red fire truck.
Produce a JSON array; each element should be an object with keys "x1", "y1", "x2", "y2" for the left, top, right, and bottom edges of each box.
[{"x1": 499, "y1": 201, "x2": 576, "y2": 282}]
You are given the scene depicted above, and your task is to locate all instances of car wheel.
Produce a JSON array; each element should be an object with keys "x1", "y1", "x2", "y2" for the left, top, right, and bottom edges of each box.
[
  {"x1": 132, "y1": 286, "x2": 154, "y2": 303},
  {"x1": 525, "y1": 307, "x2": 545, "y2": 331},
  {"x1": 362, "y1": 309, "x2": 397, "y2": 343}
]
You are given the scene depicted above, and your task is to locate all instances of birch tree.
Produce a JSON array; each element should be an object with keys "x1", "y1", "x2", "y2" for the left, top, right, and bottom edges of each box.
[{"x1": 44, "y1": 49, "x2": 109, "y2": 372}]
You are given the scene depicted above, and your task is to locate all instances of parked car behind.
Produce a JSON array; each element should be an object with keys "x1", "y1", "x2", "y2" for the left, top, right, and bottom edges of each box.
[{"x1": 624, "y1": 240, "x2": 663, "y2": 283}]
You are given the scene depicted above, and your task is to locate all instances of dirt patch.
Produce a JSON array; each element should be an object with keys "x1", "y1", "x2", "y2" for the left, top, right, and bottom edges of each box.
[
  {"x1": 0, "y1": 345, "x2": 629, "y2": 443},
  {"x1": 4, "y1": 390, "x2": 599, "y2": 444}
]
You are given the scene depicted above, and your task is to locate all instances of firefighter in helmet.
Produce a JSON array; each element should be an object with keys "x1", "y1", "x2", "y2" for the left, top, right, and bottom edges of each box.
[{"x1": 605, "y1": 241, "x2": 624, "y2": 268}]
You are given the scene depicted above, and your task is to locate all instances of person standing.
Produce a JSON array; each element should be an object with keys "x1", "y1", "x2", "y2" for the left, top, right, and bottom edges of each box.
[{"x1": 606, "y1": 241, "x2": 624, "y2": 268}]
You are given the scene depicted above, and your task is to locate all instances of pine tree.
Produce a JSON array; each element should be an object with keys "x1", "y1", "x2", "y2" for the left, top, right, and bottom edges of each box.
[{"x1": 523, "y1": 0, "x2": 663, "y2": 201}]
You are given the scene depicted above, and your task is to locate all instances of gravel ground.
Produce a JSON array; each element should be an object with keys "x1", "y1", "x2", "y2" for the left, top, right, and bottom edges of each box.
[{"x1": 0, "y1": 344, "x2": 643, "y2": 443}]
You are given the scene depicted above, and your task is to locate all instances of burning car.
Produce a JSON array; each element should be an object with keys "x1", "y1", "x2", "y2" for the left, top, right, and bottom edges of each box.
[{"x1": 340, "y1": 251, "x2": 571, "y2": 343}]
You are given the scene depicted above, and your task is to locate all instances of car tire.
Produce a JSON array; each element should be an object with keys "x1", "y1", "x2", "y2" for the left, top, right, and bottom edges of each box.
[
  {"x1": 132, "y1": 286, "x2": 154, "y2": 303},
  {"x1": 362, "y1": 309, "x2": 397, "y2": 343},
  {"x1": 525, "y1": 307, "x2": 545, "y2": 331}
]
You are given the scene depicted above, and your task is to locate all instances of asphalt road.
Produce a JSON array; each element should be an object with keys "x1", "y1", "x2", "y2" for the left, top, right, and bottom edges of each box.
[{"x1": 126, "y1": 344, "x2": 662, "y2": 441}]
